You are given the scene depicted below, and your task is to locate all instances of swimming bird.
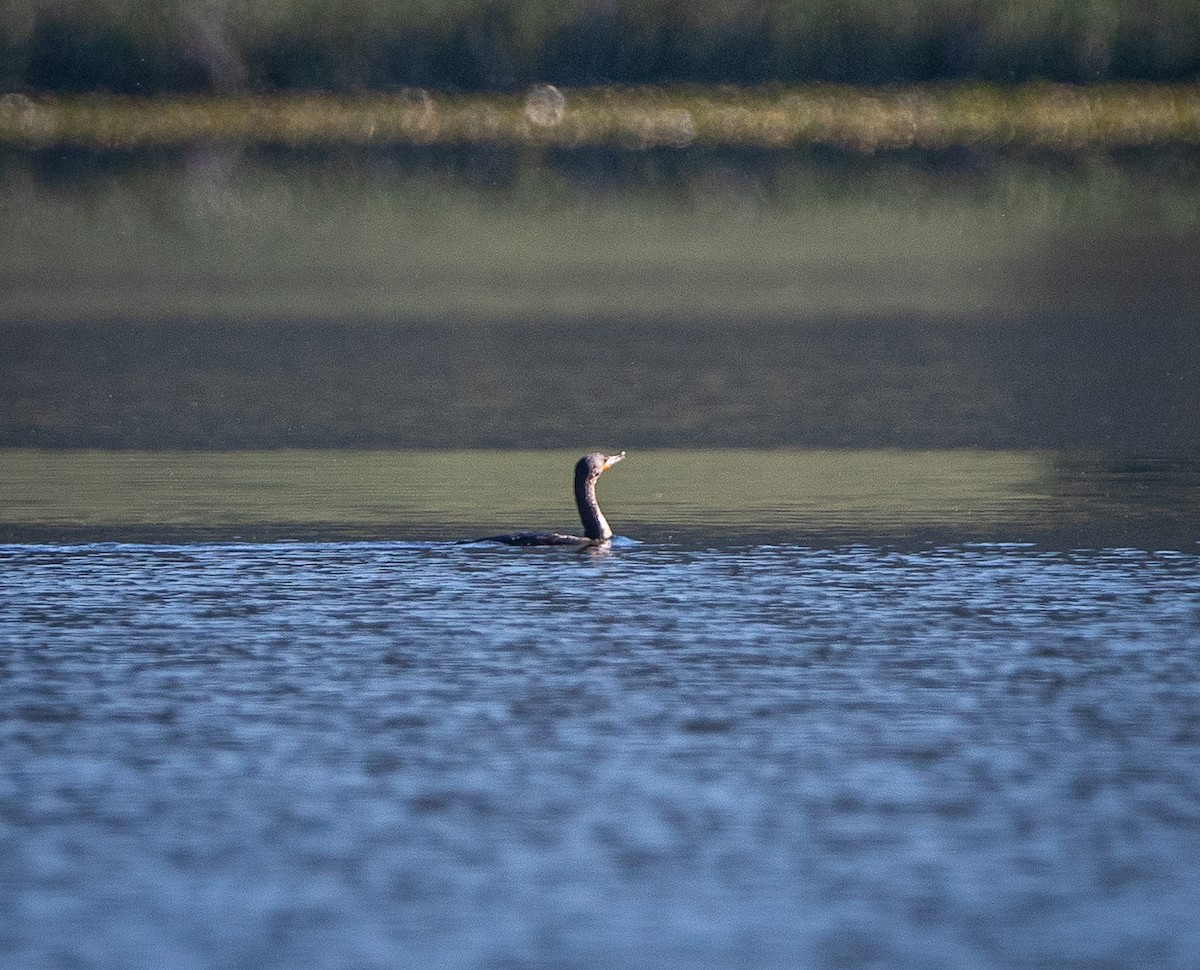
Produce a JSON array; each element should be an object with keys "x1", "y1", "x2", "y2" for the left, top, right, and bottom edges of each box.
[{"x1": 471, "y1": 452, "x2": 626, "y2": 547}]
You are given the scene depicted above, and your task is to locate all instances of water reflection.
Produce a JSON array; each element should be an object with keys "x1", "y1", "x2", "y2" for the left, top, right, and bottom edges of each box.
[
  {"x1": 2, "y1": 448, "x2": 1197, "y2": 549},
  {"x1": 2, "y1": 147, "x2": 1197, "y2": 462},
  {"x1": 2, "y1": 146, "x2": 1199, "y2": 327},
  {"x1": 4, "y1": 317, "x2": 1199, "y2": 457}
]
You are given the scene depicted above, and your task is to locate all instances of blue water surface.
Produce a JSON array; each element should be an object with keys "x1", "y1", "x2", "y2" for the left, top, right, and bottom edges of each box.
[{"x1": 2, "y1": 540, "x2": 1199, "y2": 969}]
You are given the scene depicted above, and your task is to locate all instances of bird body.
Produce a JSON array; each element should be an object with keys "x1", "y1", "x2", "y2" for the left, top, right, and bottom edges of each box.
[{"x1": 470, "y1": 452, "x2": 626, "y2": 547}]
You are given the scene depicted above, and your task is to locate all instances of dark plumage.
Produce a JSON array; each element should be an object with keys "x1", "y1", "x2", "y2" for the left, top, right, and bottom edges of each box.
[{"x1": 470, "y1": 452, "x2": 626, "y2": 547}]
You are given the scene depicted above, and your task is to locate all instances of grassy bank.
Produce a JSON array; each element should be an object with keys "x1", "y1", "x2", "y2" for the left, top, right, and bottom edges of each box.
[{"x1": 3, "y1": 83, "x2": 1200, "y2": 150}]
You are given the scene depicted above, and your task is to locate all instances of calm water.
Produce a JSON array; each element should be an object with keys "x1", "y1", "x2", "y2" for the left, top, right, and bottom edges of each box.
[
  {"x1": 3, "y1": 147, "x2": 1198, "y2": 457},
  {"x1": 3, "y1": 539, "x2": 1200, "y2": 969}
]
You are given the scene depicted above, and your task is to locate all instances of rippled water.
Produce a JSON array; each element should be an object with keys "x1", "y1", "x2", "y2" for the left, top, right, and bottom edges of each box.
[
  {"x1": 3, "y1": 540, "x2": 1199, "y2": 969},
  {"x1": 4, "y1": 143, "x2": 1199, "y2": 969}
]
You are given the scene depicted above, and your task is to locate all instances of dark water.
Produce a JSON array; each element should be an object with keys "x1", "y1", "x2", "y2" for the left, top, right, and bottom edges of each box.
[
  {"x1": 4, "y1": 149, "x2": 1199, "y2": 455},
  {"x1": 5, "y1": 316, "x2": 1200, "y2": 455},
  {"x1": 3, "y1": 540, "x2": 1200, "y2": 969}
]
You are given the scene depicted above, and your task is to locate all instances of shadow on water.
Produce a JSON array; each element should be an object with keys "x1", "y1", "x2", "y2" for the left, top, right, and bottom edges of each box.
[{"x1": 4, "y1": 315, "x2": 1198, "y2": 456}]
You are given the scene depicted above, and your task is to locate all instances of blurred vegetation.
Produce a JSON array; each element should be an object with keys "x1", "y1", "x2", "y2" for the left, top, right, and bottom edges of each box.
[
  {"x1": 1, "y1": 0, "x2": 1199, "y2": 93},
  {"x1": 3, "y1": 84, "x2": 1200, "y2": 150},
  {"x1": 4, "y1": 147, "x2": 1198, "y2": 327}
]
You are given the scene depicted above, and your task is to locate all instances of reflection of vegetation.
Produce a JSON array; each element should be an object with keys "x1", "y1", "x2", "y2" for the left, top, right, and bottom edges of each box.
[
  {"x1": 5, "y1": 449, "x2": 1194, "y2": 546},
  {"x1": 0, "y1": 448, "x2": 1054, "y2": 539},
  {"x1": 3, "y1": 1, "x2": 1200, "y2": 91},
  {"x1": 5, "y1": 314, "x2": 1196, "y2": 455},
  {"x1": 2, "y1": 148, "x2": 1198, "y2": 327},
  {"x1": 3, "y1": 85, "x2": 1200, "y2": 150}
]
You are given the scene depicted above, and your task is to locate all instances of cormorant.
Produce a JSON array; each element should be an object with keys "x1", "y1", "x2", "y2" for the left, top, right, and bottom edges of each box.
[{"x1": 471, "y1": 452, "x2": 626, "y2": 546}]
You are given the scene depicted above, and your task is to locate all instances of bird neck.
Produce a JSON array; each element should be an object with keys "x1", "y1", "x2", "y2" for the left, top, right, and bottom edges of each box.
[{"x1": 574, "y1": 471, "x2": 611, "y2": 541}]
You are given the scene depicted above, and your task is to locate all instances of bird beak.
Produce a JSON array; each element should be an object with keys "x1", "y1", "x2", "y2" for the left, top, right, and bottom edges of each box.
[{"x1": 602, "y1": 452, "x2": 626, "y2": 470}]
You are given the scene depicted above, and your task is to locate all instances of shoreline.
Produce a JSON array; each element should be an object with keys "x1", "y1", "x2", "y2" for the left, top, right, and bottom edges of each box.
[{"x1": 4, "y1": 83, "x2": 1200, "y2": 152}]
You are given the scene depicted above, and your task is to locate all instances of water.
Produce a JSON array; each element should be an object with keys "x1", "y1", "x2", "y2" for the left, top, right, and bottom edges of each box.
[
  {"x1": 3, "y1": 143, "x2": 1199, "y2": 968},
  {"x1": 3, "y1": 147, "x2": 1200, "y2": 329},
  {"x1": 3, "y1": 539, "x2": 1200, "y2": 969},
  {"x1": 2, "y1": 448, "x2": 1198, "y2": 550}
]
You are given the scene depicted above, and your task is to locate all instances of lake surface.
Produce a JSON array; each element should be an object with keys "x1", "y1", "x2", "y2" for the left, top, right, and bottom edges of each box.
[
  {"x1": 4, "y1": 149, "x2": 1199, "y2": 458},
  {"x1": 3, "y1": 144, "x2": 1199, "y2": 968},
  {"x1": 3, "y1": 146, "x2": 1200, "y2": 327},
  {"x1": 2, "y1": 447, "x2": 1199, "y2": 551},
  {"x1": 3, "y1": 538, "x2": 1200, "y2": 969},
  {"x1": 2, "y1": 448, "x2": 1199, "y2": 969}
]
